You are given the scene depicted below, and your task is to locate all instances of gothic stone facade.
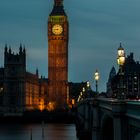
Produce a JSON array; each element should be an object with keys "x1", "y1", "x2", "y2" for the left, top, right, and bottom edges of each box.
[
  {"x1": 110, "y1": 53, "x2": 140, "y2": 98},
  {"x1": 0, "y1": 46, "x2": 47, "y2": 115}
]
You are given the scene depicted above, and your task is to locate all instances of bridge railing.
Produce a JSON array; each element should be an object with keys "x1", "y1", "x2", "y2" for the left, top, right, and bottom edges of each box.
[{"x1": 76, "y1": 97, "x2": 140, "y2": 140}]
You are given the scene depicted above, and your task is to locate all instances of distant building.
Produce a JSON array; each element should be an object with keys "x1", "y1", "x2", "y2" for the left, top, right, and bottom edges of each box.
[
  {"x1": 123, "y1": 53, "x2": 140, "y2": 98},
  {"x1": 69, "y1": 82, "x2": 87, "y2": 103},
  {"x1": 0, "y1": 45, "x2": 47, "y2": 115},
  {"x1": 110, "y1": 53, "x2": 140, "y2": 98},
  {"x1": 0, "y1": 68, "x2": 4, "y2": 106},
  {"x1": 1, "y1": 0, "x2": 70, "y2": 113},
  {"x1": 39, "y1": 77, "x2": 48, "y2": 110},
  {"x1": 0, "y1": 45, "x2": 90, "y2": 115},
  {"x1": 106, "y1": 66, "x2": 116, "y2": 97},
  {"x1": 69, "y1": 81, "x2": 96, "y2": 105}
]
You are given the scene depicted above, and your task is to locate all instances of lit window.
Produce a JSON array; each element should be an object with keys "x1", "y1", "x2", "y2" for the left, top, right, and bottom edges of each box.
[
  {"x1": 134, "y1": 76, "x2": 137, "y2": 80},
  {"x1": 134, "y1": 82, "x2": 137, "y2": 85},
  {"x1": 134, "y1": 88, "x2": 137, "y2": 91}
]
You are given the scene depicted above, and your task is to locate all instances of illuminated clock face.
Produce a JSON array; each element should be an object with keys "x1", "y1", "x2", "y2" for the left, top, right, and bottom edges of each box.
[{"x1": 52, "y1": 24, "x2": 63, "y2": 35}]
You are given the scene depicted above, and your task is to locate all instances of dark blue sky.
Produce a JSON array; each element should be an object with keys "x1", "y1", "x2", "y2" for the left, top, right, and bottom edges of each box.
[{"x1": 0, "y1": 0, "x2": 140, "y2": 92}]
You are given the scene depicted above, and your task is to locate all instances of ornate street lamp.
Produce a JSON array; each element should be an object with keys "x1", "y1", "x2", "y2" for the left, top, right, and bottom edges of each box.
[
  {"x1": 94, "y1": 70, "x2": 100, "y2": 93},
  {"x1": 82, "y1": 87, "x2": 86, "y2": 93},
  {"x1": 117, "y1": 43, "x2": 126, "y2": 99},
  {"x1": 87, "y1": 81, "x2": 90, "y2": 89}
]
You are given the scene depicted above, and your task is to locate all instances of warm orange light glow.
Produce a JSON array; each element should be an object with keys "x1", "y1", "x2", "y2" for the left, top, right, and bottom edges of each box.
[
  {"x1": 46, "y1": 102, "x2": 56, "y2": 111},
  {"x1": 39, "y1": 99, "x2": 45, "y2": 111},
  {"x1": 72, "y1": 99, "x2": 75, "y2": 105}
]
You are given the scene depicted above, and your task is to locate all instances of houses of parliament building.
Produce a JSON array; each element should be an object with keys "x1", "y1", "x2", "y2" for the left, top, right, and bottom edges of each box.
[
  {"x1": 0, "y1": 45, "x2": 48, "y2": 115},
  {"x1": 0, "y1": 0, "x2": 70, "y2": 115}
]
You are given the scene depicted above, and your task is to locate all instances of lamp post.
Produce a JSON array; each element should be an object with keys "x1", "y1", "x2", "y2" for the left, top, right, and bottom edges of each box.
[
  {"x1": 94, "y1": 70, "x2": 100, "y2": 93},
  {"x1": 87, "y1": 81, "x2": 90, "y2": 89},
  {"x1": 117, "y1": 43, "x2": 126, "y2": 99},
  {"x1": 82, "y1": 87, "x2": 85, "y2": 93}
]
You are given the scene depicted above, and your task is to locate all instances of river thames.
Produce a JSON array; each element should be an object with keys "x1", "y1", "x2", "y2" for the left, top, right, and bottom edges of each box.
[{"x1": 0, "y1": 123, "x2": 78, "y2": 140}]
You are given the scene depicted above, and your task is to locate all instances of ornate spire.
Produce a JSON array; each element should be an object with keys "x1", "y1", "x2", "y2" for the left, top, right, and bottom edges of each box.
[
  {"x1": 9, "y1": 46, "x2": 11, "y2": 54},
  {"x1": 120, "y1": 42, "x2": 122, "y2": 48},
  {"x1": 36, "y1": 68, "x2": 39, "y2": 77},
  {"x1": 5, "y1": 44, "x2": 8, "y2": 53},
  {"x1": 23, "y1": 47, "x2": 26, "y2": 54},
  {"x1": 50, "y1": 0, "x2": 65, "y2": 16},
  {"x1": 118, "y1": 42, "x2": 124, "y2": 51},
  {"x1": 54, "y1": 0, "x2": 63, "y2": 6},
  {"x1": 19, "y1": 43, "x2": 22, "y2": 53}
]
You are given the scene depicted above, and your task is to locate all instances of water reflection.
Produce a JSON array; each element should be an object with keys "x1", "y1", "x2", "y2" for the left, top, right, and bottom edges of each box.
[{"x1": 0, "y1": 123, "x2": 78, "y2": 140}]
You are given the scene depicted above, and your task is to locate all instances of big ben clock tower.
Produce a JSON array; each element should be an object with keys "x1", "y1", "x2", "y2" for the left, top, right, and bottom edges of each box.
[{"x1": 48, "y1": 0, "x2": 69, "y2": 109}]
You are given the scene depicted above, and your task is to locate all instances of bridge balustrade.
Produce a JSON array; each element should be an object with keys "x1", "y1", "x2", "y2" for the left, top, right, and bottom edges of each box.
[{"x1": 76, "y1": 98, "x2": 140, "y2": 140}]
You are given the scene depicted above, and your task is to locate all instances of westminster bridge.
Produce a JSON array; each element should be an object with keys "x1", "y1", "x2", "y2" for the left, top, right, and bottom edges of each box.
[{"x1": 75, "y1": 97, "x2": 140, "y2": 140}]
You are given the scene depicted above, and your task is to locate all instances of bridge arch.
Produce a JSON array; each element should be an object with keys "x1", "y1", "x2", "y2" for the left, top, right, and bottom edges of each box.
[{"x1": 101, "y1": 114, "x2": 114, "y2": 140}]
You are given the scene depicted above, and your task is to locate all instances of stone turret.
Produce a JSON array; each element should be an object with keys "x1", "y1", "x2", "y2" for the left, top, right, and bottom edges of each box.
[
  {"x1": 4, "y1": 44, "x2": 26, "y2": 68},
  {"x1": 3, "y1": 44, "x2": 26, "y2": 115}
]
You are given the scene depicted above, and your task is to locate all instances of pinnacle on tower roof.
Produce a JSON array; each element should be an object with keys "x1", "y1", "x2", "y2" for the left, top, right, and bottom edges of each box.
[
  {"x1": 9, "y1": 47, "x2": 11, "y2": 54},
  {"x1": 117, "y1": 42, "x2": 125, "y2": 54},
  {"x1": 54, "y1": 0, "x2": 63, "y2": 6},
  {"x1": 19, "y1": 43, "x2": 22, "y2": 53},
  {"x1": 50, "y1": 0, "x2": 66, "y2": 16},
  {"x1": 4, "y1": 44, "x2": 8, "y2": 54},
  {"x1": 120, "y1": 42, "x2": 122, "y2": 47}
]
